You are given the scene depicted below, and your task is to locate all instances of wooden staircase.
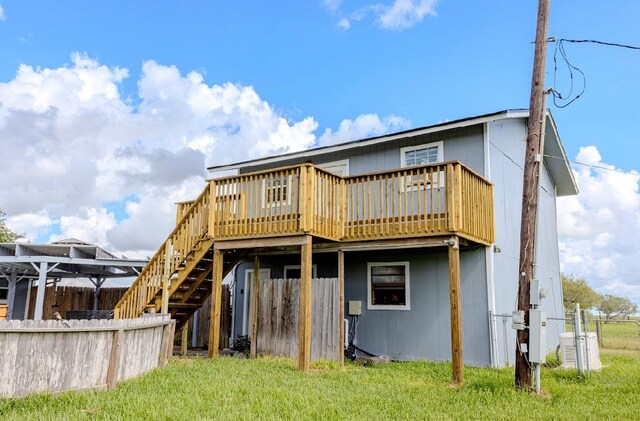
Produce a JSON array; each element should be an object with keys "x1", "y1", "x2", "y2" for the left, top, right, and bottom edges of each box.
[{"x1": 113, "y1": 183, "x2": 234, "y2": 331}]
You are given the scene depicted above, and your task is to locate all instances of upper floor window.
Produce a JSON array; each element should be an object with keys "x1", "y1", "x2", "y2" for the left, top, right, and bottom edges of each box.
[
  {"x1": 262, "y1": 175, "x2": 292, "y2": 208},
  {"x1": 400, "y1": 141, "x2": 444, "y2": 167},
  {"x1": 318, "y1": 159, "x2": 350, "y2": 176}
]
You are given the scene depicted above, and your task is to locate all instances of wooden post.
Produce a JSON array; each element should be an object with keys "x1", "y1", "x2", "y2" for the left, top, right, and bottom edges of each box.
[
  {"x1": 158, "y1": 321, "x2": 174, "y2": 367},
  {"x1": 181, "y1": 325, "x2": 188, "y2": 356},
  {"x1": 298, "y1": 235, "x2": 313, "y2": 371},
  {"x1": 338, "y1": 249, "x2": 345, "y2": 365},
  {"x1": 208, "y1": 249, "x2": 224, "y2": 358},
  {"x1": 208, "y1": 180, "x2": 217, "y2": 238},
  {"x1": 596, "y1": 319, "x2": 603, "y2": 347},
  {"x1": 250, "y1": 255, "x2": 260, "y2": 358},
  {"x1": 161, "y1": 241, "x2": 172, "y2": 314},
  {"x1": 106, "y1": 329, "x2": 124, "y2": 389},
  {"x1": 516, "y1": 0, "x2": 550, "y2": 389},
  {"x1": 445, "y1": 164, "x2": 458, "y2": 233},
  {"x1": 448, "y1": 236, "x2": 464, "y2": 385}
]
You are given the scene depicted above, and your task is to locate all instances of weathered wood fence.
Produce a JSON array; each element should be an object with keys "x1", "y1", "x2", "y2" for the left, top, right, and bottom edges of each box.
[
  {"x1": 27, "y1": 285, "x2": 128, "y2": 320},
  {"x1": 0, "y1": 315, "x2": 175, "y2": 398},
  {"x1": 182, "y1": 285, "x2": 232, "y2": 349},
  {"x1": 256, "y1": 278, "x2": 340, "y2": 361}
]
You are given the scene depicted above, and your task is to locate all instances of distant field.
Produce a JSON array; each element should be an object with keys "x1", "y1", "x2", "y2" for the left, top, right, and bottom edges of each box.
[
  {"x1": 1, "y1": 349, "x2": 638, "y2": 420},
  {"x1": 583, "y1": 319, "x2": 640, "y2": 351}
]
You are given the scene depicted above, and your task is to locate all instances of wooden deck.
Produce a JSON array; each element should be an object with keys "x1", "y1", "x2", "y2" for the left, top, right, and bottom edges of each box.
[{"x1": 206, "y1": 161, "x2": 494, "y2": 244}]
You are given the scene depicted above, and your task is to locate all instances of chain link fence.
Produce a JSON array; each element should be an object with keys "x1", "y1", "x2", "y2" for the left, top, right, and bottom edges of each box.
[{"x1": 490, "y1": 310, "x2": 640, "y2": 386}]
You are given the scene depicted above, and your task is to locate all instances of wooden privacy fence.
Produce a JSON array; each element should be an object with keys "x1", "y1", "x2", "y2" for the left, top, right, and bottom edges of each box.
[
  {"x1": 27, "y1": 285, "x2": 128, "y2": 320},
  {"x1": 182, "y1": 285, "x2": 231, "y2": 349},
  {"x1": 0, "y1": 315, "x2": 175, "y2": 398},
  {"x1": 256, "y1": 278, "x2": 340, "y2": 361}
]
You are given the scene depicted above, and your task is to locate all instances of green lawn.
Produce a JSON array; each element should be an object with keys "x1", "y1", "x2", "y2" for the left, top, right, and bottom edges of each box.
[
  {"x1": 1, "y1": 349, "x2": 638, "y2": 420},
  {"x1": 588, "y1": 320, "x2": 640, "y2": 351}
]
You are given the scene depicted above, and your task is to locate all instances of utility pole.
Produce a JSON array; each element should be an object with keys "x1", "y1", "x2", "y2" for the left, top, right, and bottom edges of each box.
[{"x1": 515, "y1": 0, "x2": 551, "y2": 389}]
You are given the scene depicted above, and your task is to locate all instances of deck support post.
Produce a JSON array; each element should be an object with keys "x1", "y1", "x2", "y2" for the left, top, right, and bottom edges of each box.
[
  {"x1": 161, "y1": 240, "x2": 172, "y2": 314},
  {"x1": 338, "y1": 249, "x2": 345, "y2": 365},
  {"x1": 250, "y1": 255, "x2": 260, "y2": 358},
  {"x1": 298, "y1": 235, "x2": 313, "y2": 371},
  {"x1": 208, "y1": 248, "x2": 224, "y2": 358},
  {"x1": 448, "y1": 235, "x2": 464, "y2": 385}
]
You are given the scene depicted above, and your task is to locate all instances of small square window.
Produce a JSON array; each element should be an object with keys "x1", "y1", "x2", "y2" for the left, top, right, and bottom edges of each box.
[
  {"x1": 367, "y1": 262, "x2": 410, "y2": 310},
  {"x1": 262, "y1": 175, "x2": 292, "y2": 208}
]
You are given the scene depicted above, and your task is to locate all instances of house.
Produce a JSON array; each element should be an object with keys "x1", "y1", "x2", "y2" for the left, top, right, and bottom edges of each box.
[{"x1": 114, "y1": 108, "x2": 577, "y2": 375}]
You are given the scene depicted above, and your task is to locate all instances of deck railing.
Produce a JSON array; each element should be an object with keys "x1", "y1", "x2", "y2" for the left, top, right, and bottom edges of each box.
[
  {"x1": 207, "y1": 161, "x2": 493, "y2": 244},
  {"x1": 115, "y1": 185, "x2": 211, "y2": 319},
  {"x1": 115, "y1": 161, "x2": 493, "y2": 318}
]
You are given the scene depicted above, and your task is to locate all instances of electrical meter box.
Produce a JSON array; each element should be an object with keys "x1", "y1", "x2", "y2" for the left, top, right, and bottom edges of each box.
[
  {"x1": 348, "y1": 301, "x2": 362, "y2": 316},
  {"x1": 512, "y1": 310, "x2": 525, "y2": 330},
  {"x1": 530, "y1": 279, "x2": 541, "y2": 306},
  {"x1": 529, "y1": 309, "x2": 547, "y2": 363}
]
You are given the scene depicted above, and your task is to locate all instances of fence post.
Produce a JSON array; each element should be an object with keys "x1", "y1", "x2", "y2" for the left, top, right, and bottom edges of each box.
[
  {"x1": 502, "y1": 316, "x2": 509, "y2": 366},
  {"x1": 106, "y1": 329, "x2": 124, "y2": 389},
  {"x1": 573, "y1": 304, "x2": 584, "y2": 374},
  {"x1": 596, "y1": 319, "x2": 603, "y2": 347},
  {"x1": 582, "y1": 309, "x2": 591, "y2": 375}
]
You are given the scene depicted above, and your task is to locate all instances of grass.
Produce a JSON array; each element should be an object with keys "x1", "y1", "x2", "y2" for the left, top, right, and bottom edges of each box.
[
  {"x1": 1, "y1": 349, "x2": 638, "y2": 421},
  {"x1": 580, "y1": 319, "x2": 640, "y2": 351}
]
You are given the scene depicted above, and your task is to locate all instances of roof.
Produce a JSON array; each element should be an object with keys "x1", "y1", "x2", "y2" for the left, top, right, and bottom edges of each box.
[
  {"x1": 0, "y1": 240, "x2": 148, "y2": 280},
  {"x1": 207, "y1": 108, "x2": 578, "y2": 197}
]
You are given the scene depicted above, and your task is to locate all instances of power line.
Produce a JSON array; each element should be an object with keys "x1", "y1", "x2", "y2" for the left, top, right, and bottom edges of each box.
[
  {"x1": 546, "y1": 37, "x2": 640, "y2": 109},
  {"x1": 543, "y1": 154, "x2": 639, "y2": 176},
  {"x1": 553, "y1": 38, "x2": 640, "y2": 51}
]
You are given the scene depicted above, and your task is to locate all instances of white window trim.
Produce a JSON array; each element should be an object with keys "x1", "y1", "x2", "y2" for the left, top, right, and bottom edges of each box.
[
  {"x1": 261, "y1": 175, "x2": 293, "y2": 209},
  {"x1": 283, "y1": 264, "x2": 318, "y2": 279},
  {"x1": 400, "y1": 141, "x2": 444, "y2": 192},
  {"x1": 367, "y1": 261, "x2": 411, "y2": 311},
  {"x1": 400, "y1": 141, "x2": 444, "y2": 167},
  {"x1": 318, "y1": 159, "x2": 350, "y2": 176},
  {"x1": 242, "y1": 268, "x2": 271, "y2": 335}
]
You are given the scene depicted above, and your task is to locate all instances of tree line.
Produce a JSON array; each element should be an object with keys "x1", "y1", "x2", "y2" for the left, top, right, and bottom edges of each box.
[
  {"x1": 562, "y1": 273, "x2": 638, "y2": 320},
  {"x1": 0, "y1": 209, "x2": 21, "y2": 243}
]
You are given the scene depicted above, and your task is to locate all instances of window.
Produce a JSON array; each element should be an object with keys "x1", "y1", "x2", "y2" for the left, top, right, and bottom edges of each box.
[
  {"x1": 400, "y1": 141, "x2": 444, "y2": 191},
  {"x1": 262, "y1": 175, "x2": 292, "y2": 208},
  {"x1": 400, "y1": 141, "x2": 443, "y2": 167},
  {"x1": 318, "y1": 159, "x2": 349, "y2": 176},
  {"x1": 367, "y1": 262, "x2": 410, "y2": 310},
  {"x1": 284, "y1": 264, "x2": 318, "y2": 280}
]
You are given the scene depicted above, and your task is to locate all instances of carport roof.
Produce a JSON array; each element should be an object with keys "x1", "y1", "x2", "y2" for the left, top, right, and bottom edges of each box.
[{"x1": 0, "y1": 239, "x2": 147, "y2": 280}]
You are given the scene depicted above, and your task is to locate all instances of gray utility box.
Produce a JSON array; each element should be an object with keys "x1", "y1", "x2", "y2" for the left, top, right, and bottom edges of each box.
[{"x1": 528, "y1": 309, "x2": 547, "y2": 363}]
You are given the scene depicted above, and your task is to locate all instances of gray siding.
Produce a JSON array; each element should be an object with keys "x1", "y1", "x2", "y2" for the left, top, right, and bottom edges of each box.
[
  {"x1": 232, "y1": 248, "x2": 491, "y2": 366},
  {"x1": 241, "y1": 125, "x2": 485, "y2": 176},
  {"x1": 488, "y1": 118, "x2": 564, "y2": 366}
]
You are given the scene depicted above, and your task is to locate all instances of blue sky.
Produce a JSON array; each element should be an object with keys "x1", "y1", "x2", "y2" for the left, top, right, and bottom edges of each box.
[{"x1": 1, "y1": 1, "x2": 639, "y2": 305}]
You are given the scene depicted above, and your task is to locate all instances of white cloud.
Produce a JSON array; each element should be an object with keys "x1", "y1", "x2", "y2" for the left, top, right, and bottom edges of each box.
[
  {"x1": 324, "y1": 0, "x2": 438, "y2": 31},
  {"x1": 0, "y1": 5, "x2": 5, "y2": 21},
  {"x1": 0, "y1": 54, "x2": 406, "y2": 259},
  {"x1": 323, "y1": 0, "x2": 343, "y2": 13},
  {"x1": 557, "y1": 146, "x2": 640, "y2": 306},
  {"x1": 338, "y1": 17, "x2": 351, "y2": 30},
  {"x1": 318, "y1": 113, "x2": 410, "y2": 146},
  {"x1": 50, "y1": 207, "x2": 117, "y2": 247},
  {"x1": 376, "y1": 0, "x2": 438, "y2": 30}
]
